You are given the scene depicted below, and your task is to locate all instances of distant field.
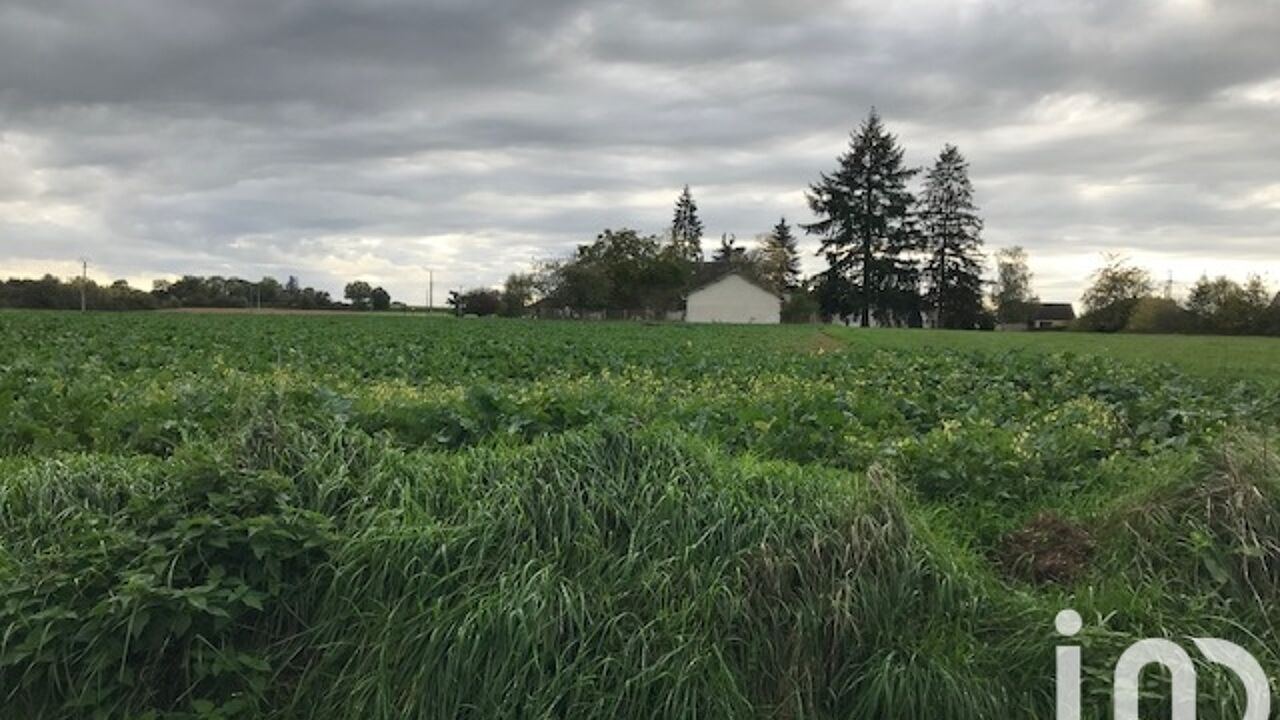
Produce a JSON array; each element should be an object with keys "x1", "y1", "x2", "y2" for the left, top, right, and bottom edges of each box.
[
  {"x1": 2, "y1": 310, "x2": 1279, "y2": 718},
  {"x1": 824, "y1": 325, "x2": 1280, "y2": 381},
  {"x1": 161, "y1": 306, "x2": 451, "y2": 317},
  {"x1": 157, "y1": 311, "x2": 1280, "y2": 381}
]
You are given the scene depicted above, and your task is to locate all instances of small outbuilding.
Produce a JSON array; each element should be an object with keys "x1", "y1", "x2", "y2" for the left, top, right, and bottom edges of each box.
[
  {"x1": 995, "y1": 303, "x2": 1078, "y2": 331},
  {"x1": 1030, "y1": 303, "x2": 1076, "y2": 330},
  {"x1": 685, "y1": 272, "x2": 781, "y2": 324}
]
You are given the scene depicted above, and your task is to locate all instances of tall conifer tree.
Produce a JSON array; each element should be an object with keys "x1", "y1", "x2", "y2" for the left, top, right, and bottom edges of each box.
[
  {"x1": 670, "y1": 185, "x2": 704, "y2": 263},
  {"x1": 920, "y1": 144, "x2": 985, "y2": 328},
  {"x1": 804, "y1": 109, "x2": 919, "y2": 326},
  {"x1": 760, "y1": 217, "x2": 801, "y2": 291}
]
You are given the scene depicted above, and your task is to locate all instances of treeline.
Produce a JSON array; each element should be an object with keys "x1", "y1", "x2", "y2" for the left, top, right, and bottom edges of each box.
[
  {"x1": 0, "y1": 274, "x2": 396, "y2": 312},
  {"x1": 1075, "y1": 255, "x2": 1280, "y2": 336},
  {"x1": 470, "y1": 108, "x2": 1277, "y2": 339},
  {"x1": 0, "y1": 276, "x2": 157, "y2": 311},
  {"x1": 465, "y1": 109, "x2": 990, "y2": 328},
  {"x1": 453, "y1": 189, "x2": 812, "y2": 320},
  {"x1": 153, "y1": 275, "x2": 339, "y2": 309}
]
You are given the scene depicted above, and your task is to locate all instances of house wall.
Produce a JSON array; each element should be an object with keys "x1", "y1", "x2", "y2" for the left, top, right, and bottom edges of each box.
[
  {"x1": 685, "y1": 275, "x2": 780, "y2": 324},
  {"x1": 1033, "y1": 319, "x2": 1071, "y2": 330}
]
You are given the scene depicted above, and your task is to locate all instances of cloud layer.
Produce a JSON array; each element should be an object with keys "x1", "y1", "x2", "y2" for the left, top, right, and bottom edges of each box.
[{"x1": 2, "y1": 0, "x2": 1278, "y2": 303}]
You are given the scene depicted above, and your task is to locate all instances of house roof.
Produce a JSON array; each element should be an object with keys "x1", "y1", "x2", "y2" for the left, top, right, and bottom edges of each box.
[
  {"x1": 686, "y1": 268, "x2": 783, "y2": 299},
  {"x1": 1032, "y1": 303, "x2": 1077, "y2": 321}
]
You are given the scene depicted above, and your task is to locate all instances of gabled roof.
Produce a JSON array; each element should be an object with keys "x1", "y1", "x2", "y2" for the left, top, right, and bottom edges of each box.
[
  {"x1": 686, "y1": 268, "x2": 783, "y2": 300},
  {"x1": 1032, "y1": 303, "x2": 1076, "y2": 321}
]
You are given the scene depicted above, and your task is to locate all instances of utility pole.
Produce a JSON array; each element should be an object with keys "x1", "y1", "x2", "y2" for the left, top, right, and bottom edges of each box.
[
  {"x1": 1165, "y1": 271, "x2": 1173, "y2": 300},
  {"x1": 423, "y1": 267, "x2": 435, "y2": 313},
  {"x1": 79, "y1": 258, "x2": 88, "y2": 312}
]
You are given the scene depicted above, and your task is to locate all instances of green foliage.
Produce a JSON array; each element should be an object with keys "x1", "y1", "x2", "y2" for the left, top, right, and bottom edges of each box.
[
  {"x1": 0, "y1": 450, "x2": 333, "y2": 718},
  {"x1": 500, "y1": 272, "x2": 536, "y2": 317},
  {"x1": 541, "y1": 228, "x2": 687, "y2": 315},
  {"x1": 343, "y1": 281, "x2": 374, "y2": 310},
  {"x1": 820, "y1": 324, "x2": 1280, "y2": 382},
  {"x1": 1077, "y1": 255, "x2": 1156, "y2": 331},
  {"x1": 781, "y1": 288, "x2": 819, "y2": 323},
  {"x1": 805, "y1": 109, "x2": 921, "y2": 327},
  {"x1": 1075, "y1": 296, "x2": 1142, "y2": 332},
  {"x1": 758, "y1": 217, "x2": 801, "y2": 292},
  {"x1": 1124, "y1": 296, "x2": 1196, "y2": 334},
  {"x1": 670, "y1": 184, "x2": 705, "y2": 263},
  {"x1": 0, "y1": 275, "x2": 159, "y2": 311},
  {"x1": 990, "y1": 247, "x2": 1038, "y2": 324},
  {"x1": 152, "y1": 274, "x2": 336, "y2": 310},
  {"x1": 452, "y1": 287, "x2": 503, "y2": 316},
  {"x1": 920, "y1": 144, "x2": 986, "y2": 329},
  {"x1": 1186, "y1": 274, "x2": 1274, "y2": 335},
  {"x1": 2, "y1": 311, "x2": 1280, "y2": 718}
]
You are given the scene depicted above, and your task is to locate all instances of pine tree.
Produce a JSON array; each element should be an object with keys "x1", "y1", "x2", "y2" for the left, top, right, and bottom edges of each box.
[
  {"x1": 711, "y1": 233, "x2": 746, "y2": 266},
  {"x1": 804, "y1": 109, "x2": 919, "y2": 326},
  {"x1": 920, "y1": 144, "x2": 985, "y2": 329},
  {"x1": 760, "y1": 217, "x2": 801, "y2": 291},
  {"x1": 670, "y1": 185, "x2": 704, "y2": 263}
]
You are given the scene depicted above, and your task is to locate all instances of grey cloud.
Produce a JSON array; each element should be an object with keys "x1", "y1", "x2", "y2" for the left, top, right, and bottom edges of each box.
[{"x1": 1, "y1": 0, "x2": 1278, "y2": 304}]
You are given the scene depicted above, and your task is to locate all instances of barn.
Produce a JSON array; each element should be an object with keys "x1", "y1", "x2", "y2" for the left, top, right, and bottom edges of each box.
[
  {"x1": 685, "y1": 272, "x2": 781, "y2": 324},
  {"x1": 1030, "y1": 303, "x2": 1076, "y2": 330},
  {"x1": 995, "y1": 303, "x2": 1077, "y2": 331}
]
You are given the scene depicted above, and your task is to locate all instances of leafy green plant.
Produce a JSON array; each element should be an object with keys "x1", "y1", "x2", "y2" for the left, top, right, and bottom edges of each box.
[{"x1": 2, "y1": 310, "x2": 1279, "y2": 718}]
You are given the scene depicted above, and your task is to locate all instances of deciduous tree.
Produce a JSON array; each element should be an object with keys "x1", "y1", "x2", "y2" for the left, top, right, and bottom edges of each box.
[
  {"x1": 501, "y1": 273, "x2": 536, "y2": 317},
  {"x1": 1077, "y1": 255, "x2": 1154, "y2": 331},
  {"x1": 1186, "y1": 275, "x2": 1271, "y2": 335},
  {"x1": 344, "y1": 281, "x2": 374, "y2": 310},
  {"x1": 990, "y1": 247, "x2": 1038, "y2": 324},
  {"x1": 1081, "y1": 255, "x2": 1153, "y2": 314}
]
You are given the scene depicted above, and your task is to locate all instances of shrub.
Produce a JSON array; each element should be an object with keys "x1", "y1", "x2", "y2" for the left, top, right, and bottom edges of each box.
[
  {"x1": 1074, "y1": 297, "x2": 1141, "y2": 332},
  {"x1": 1124, "y1": 297, "x2": 1196, "y2": 334},
  {"x1": 0, "y1": 451, "x2": 334, "y2": 718}
]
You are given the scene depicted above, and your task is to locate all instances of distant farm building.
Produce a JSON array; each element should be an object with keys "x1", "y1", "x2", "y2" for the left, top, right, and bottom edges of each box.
[
  {"x1": 685, "y1": 272, "x2": 781, "y2": 324},
  {"x1": 995, "y1": 303, "x2": 1077, "y2": 331},
  {"x1": 1031, "y1": 303, "x2": 1076, "y2": 329}
]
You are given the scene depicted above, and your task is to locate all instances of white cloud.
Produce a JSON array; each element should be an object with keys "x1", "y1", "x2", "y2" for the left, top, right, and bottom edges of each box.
[{"x1": 1221, "y1": 77, "x2": 1280, "y2": 107}]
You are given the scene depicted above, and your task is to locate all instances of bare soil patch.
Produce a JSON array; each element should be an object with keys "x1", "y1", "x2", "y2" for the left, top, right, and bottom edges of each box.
[{"x1": 996, "y1": 512, "x2": 1095, "y2": 585}]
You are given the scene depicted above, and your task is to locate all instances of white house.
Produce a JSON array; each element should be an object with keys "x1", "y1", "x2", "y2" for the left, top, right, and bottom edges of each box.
[{"x1": 685, "y1": 272, "x2": 781, "y2": 324}]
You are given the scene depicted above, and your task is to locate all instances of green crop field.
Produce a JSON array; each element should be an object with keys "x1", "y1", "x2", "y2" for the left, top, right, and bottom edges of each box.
[
  {"x1": 824, "y1": 325, "x2": 1280, "y2": 383},
  {"x1": 3, "y1": 310, "x2": 1279, "y2": 719}
]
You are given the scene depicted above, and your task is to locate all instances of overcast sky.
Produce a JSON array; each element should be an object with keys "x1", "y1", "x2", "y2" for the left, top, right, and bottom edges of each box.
[{"x1": 1, "y1": 0, "x2": 1277, "y2": 305}]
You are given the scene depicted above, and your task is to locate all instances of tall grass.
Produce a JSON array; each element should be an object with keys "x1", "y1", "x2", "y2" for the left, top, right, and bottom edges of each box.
[
  {"x1": 2, "y1": 420, "x2": 1050, "y2": 719},
  {"x1": 4, "y1": 313, "x2": 1280, "y2": 718}
]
